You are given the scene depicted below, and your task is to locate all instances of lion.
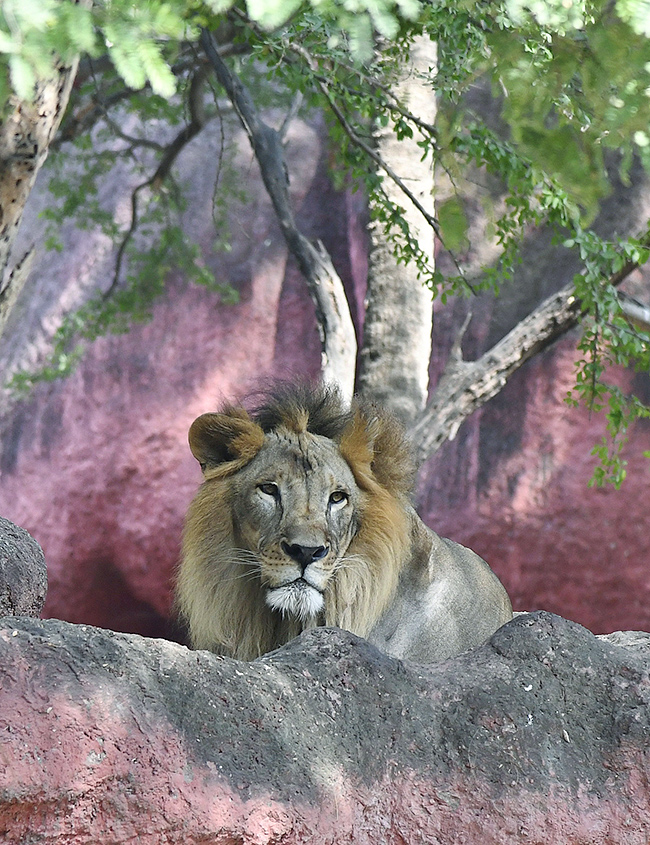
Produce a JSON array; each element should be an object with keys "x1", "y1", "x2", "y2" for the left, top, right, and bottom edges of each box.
[{"x1": 176, "y1": 385, "x2": 512, "y2": 662}]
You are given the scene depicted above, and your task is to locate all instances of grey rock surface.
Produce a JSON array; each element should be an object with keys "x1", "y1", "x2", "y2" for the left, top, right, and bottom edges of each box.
[
  {"x1": 0, "y1": 515, "x2": 47, "y2": 616},
  {"x1": 1, "y1": 610, "x2": 649, "y2": 843}
]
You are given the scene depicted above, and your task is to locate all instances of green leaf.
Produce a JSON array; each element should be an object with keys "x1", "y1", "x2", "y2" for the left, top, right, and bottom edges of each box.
[
  {"x1": 246, "y1": 0, "x2": 303, "y2": 29},
  {"x1": 0, "y1": 30, "x2": 18, "y2": 54},
  {"x1": 137, "y1": 40, "x2": 177, "y2": 97},
  {"x1": 617, "y1": 0, "x2": 650, "y2": 36},
  {"x1": 8, "y1": 54, "x2": 35, "y2": 100},
  {"x1": 438, "y1": 196, "x2": 469, "y2": 253},
  {"x1": 64, "y1": 6, "x2": 97, "y2": 54}
]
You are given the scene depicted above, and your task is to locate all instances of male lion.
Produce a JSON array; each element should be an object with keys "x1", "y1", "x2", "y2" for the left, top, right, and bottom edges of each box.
[{"x1": 177, "y1": 385, "x2": 512, "y2": 662}]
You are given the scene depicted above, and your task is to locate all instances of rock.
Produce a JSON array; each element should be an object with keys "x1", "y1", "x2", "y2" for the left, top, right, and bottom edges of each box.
[
  {"x1": 600, "y1": 629, "x2": 650, "y2": 657},
  {"x1": 0, "y1": 516, "x2": 47, "y2": 617},
  {"x1": 1, "y1": 611, "x2": 649, "y2": 844}
]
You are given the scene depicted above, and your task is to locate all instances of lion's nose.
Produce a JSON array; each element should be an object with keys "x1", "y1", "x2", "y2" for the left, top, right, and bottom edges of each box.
[{"x1": 281, "y1": 542, "x2": 329, "y2": 570}]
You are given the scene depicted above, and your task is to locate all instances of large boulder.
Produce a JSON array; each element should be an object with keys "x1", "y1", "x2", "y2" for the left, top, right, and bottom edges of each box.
[
  {"x1": 1, "y1": 611, "x2": 649, "y2": 844},
  {"x1": 0, "y1": 516, "x2": 47, "y2": 617}
]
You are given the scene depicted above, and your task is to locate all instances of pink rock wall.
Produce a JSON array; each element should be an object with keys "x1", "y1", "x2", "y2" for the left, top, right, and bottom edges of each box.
[{"x1": 1, "y1": 121, "x2": 649, "y2": 638}]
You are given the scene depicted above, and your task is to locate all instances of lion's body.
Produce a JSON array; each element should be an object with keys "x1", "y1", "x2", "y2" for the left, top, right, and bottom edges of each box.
[{"x1": 177, "y1": 386, "x2": 512, "y2": 662}]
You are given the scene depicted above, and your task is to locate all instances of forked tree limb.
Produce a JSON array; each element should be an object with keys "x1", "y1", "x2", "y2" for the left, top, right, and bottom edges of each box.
[
  {"x1": 409, "y1": 255, "x2": 649, "y2": 466},
  {"x1": 200, "y1": 28, "x2": 357, "y2": 402}
]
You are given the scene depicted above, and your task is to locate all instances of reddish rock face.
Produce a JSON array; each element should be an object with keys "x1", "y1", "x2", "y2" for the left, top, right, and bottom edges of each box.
[
  {"x1": 0, "y1": 516, "x2": 47, "y2": 616},
  {"x1": 1, "y1": 124, "x2": 649, "y2": 638},
  {"x1": 419, "y1": 340, "x2": 650, "y2": 634}
]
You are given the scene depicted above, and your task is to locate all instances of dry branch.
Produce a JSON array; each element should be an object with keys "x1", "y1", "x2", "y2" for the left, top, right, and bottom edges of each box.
[
  {"x1": 103, "y1": 68, "x2": 211, "y2": 300},
  {"x1": 410, "y1": 253, "x2": 649, "y2": 465},
  {"x1": 200, "y1": 28, "x2": 357, "y2": 402}
]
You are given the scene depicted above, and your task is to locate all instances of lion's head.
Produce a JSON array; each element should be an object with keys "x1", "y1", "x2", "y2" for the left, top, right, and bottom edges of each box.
[{"x1": 177, "y1": 385, "x2": 416, "y2": 659}]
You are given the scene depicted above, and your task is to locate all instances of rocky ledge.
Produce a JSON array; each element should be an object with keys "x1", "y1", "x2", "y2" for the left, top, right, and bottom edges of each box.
[{"x1": 1, "y1": 609, "x2": 649, "y2": 844}]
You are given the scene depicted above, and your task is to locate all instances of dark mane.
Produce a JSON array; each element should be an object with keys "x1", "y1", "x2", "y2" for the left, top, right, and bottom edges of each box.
[
  {"x1": 250, "y1": 383, "x2": 354, "y2": 440},
  {"x1": 246, "y1": 382, "x2": 416, "y2": 497}
]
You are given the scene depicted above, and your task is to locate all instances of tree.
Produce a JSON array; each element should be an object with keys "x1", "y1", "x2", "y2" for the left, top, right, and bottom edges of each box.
[{"x1": 2, "y1": 0, "x2": 650, "y2": 487}]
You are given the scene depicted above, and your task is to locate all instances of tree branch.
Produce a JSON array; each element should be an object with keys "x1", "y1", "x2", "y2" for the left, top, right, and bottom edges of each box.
[
  {"x1": 409, "y1": 253, "x2": 649, "y2": 465},
  {"x1": 103, "y1": 68, "x2": 210, "y2": 300},
  {"x1": 618, "y1": 291, "x2": 650, "y2": 332},
  {"x1": 199, "y1": 28, "x2": 357, "y2": 402},
  {"x1": 0, "y1": 248, "x2": 34, "y2": 334}
]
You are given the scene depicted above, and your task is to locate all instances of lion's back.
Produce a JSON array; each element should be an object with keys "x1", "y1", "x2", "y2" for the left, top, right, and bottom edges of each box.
[{"x1": 366, "y1": 525, "x2": 513, "y2": 662}]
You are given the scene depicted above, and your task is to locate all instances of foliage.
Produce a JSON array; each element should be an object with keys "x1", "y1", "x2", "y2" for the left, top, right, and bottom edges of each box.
[
  {"x1": 0, "y1": 0, "x2": 421, "y2": 108},
  {"x1": 2, "y1": 0, "x2": 650, "y2": 482}
]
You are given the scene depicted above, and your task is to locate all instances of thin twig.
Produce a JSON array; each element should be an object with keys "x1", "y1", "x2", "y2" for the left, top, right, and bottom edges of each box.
[
  {"x1": 101, "y1": 114, "x2": 166, "y2": 152},
  {"x1": 278, "y1": 91, "x2": 304, "y2": 141}
]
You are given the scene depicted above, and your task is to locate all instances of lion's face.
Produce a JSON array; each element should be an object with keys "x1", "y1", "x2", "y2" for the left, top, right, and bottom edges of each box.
[
  {"x1": 179, "y1": 387, "x2": 420, "y2": 657},
  {"x1": 229, "y1": 430, "x2": 360, "y2": 620}
]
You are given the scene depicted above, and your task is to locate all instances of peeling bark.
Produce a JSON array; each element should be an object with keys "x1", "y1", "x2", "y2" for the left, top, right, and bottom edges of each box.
[
  {"x1": 0, "y1": 63, "x2": 79, "y2": 335},
  {"x1": 356, "y1": 36, "x2": 436, "y2": 425}
]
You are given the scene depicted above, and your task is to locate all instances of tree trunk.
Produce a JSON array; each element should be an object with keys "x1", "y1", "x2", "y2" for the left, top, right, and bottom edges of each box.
[
  {"x1": 356, "y1": 36, "x2": 436, "y2": 425},
  {"x1": 0, "y1": 62, "x2": 79, "y2": 337}
]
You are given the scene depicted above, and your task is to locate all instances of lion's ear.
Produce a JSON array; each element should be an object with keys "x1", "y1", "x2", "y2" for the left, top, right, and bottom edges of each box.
[
  {"x1": 339, "y1": 409, "x2": 377, "y2": 482},
  {"x1": 188, "y1": 408, "x2": 265, "y2": 476},
  {"x1": 340, "y1": 406, "x2": 414, "y2": 498}
]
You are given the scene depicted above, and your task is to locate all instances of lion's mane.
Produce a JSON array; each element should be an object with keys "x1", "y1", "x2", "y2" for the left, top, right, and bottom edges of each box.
[{"x1": 177, "y1": 385, "x2": 419, "y2": 660}]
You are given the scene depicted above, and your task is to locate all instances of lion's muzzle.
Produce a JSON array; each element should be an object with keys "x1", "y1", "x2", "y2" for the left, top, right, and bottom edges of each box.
[{"x1": 280, "y1": 541, "x2": 330, "y2": 570}]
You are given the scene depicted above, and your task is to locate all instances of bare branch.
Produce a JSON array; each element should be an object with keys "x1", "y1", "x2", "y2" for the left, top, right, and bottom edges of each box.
[
  {"x1": 410, "y1": 250, "x2": 650, "y2": 465},
  {"x1": 103, "y1": 69, "x2": 210, "y2": 300},
  {"x1": 199, "y1": 28, "x2": 357, "y2": 401},
  {"x1": 618, "y1": 290, "x2": 650, "y2": 332},
  {"x1": 278, "y1": 92, "x2": 304, "y2": 141},
  {"x1": 101, "y1": 114, "x2": 166, "y2": 152}
]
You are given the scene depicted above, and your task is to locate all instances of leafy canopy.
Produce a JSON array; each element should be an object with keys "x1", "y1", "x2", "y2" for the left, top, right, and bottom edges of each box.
[{"x1": 2, "y1": 0, "x2": 650, "y2": 484}]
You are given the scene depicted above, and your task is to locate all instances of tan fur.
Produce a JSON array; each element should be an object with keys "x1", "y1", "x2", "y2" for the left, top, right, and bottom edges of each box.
[{"x1": 176, "y1": 385, "x2": 512, "y2": 662}]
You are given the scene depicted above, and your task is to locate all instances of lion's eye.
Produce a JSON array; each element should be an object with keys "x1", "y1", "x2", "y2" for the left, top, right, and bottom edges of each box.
[
  {"x1": 258, "y1": 482, "x2": 280, "y2": 499},
  {"x1": 329, "y1": 491, "x2": 348, "y2": 506}
]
